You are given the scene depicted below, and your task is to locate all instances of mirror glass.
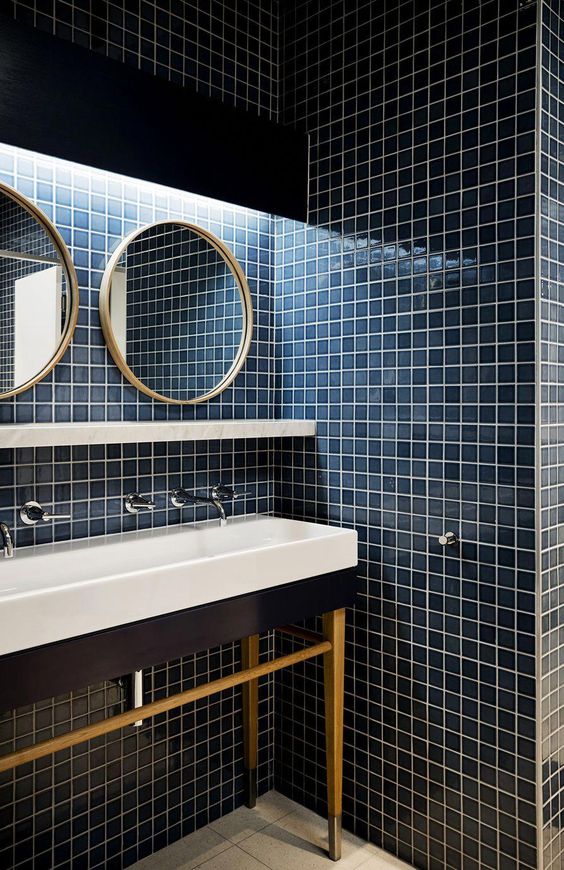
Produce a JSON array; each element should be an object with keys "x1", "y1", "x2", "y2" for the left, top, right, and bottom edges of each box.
[
  {"x1": 100, "y1": 221, "x2": 252, "y2": 404},
  {"x1": 0, "y1": 184, "x2": 77, "y2": 399}
]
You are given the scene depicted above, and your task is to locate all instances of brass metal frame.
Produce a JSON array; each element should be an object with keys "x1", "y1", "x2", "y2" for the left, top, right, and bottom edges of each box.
[
  {"x1": 0, "y1": 629, "x2": 330, "y2": 774},
  {"x1": 0, "y1": 611, "x2": 346, "y2": 862},
  {"x1": 0, "y1": 181, "x2": 79, "y2": 400},
  {"x1": 99, "y1": 219, "x2": 254, "y2": 404},
  {"x1": 241, "y1": 633, "x2": 260, "y2": 808}
]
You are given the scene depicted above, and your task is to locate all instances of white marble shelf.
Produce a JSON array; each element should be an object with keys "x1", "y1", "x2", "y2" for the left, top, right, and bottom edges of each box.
[{"x1": 0, "y1": 419, "x2": 316, "y2": 449}]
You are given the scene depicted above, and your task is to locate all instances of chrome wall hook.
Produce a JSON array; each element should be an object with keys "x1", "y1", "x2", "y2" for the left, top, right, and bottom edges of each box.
[{"x1": 438, "y1": 531, "x2": 458, "y2": 547}]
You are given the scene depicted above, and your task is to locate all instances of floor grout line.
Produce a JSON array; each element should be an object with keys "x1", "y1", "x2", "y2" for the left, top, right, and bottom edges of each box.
[
  {"x1": 132, "y1": 792, "x2": 413, "y2": 869},
  {"x1": 192, "y1": 840, "x2": 273, "y2": 870},
  {"x1": 235, "y1": 842, "x2": 273, "y2": 870}
]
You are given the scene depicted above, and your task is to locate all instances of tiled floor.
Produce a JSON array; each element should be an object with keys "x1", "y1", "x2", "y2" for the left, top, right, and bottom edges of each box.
[{"x1": 133, "y1": 791, "x2": 413, "y2": 869}]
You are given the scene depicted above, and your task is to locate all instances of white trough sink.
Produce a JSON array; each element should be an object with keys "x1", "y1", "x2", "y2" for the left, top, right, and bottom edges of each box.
[{"x1": 0, "y1": 515, "x2": 357, "y2": 656}]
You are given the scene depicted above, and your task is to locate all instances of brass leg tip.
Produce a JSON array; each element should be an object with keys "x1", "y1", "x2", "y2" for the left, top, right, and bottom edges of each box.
[
  {"x1": 244, "y1": 767, "x2": 257, "y2": 808},
  {"x1": 328, "y1": 814, "x2": 342, "y2": 861}
]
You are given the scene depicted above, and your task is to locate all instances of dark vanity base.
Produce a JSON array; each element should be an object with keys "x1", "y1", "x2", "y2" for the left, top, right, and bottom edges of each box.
[
  {"x1": 1, "y1": 570, "x2": 355, "y2": 862},
  {"x1": 0, "y1": 568, "x2": 356, "y2": 712}
]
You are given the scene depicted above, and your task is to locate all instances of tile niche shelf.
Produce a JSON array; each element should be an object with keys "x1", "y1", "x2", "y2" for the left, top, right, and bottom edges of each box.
[{"x1": 0, "y1": 419, "x2": 316, "y2": 449}]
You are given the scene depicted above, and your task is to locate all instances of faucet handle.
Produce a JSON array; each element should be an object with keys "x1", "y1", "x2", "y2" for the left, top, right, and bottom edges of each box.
[
  {"x1": 125, "y1": 493, "x2": 155, "y2": 514},
  {"x1": 211, "y1": 484, "x2": 250, "y2": 501},
  {"x1": 170, "y1": 487, "x2": 194, "y2": 508},
  {"x1": 20, "y1": 501, "x2": 71, "y2": 526}
]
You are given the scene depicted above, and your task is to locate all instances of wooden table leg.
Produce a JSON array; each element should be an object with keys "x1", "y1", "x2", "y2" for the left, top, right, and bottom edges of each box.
[
  {"x1": 323, "y1": 608, "x2": 345, "y2": 861},
  {"x1": 241, "y1": 633, "x2": 259, "y2": 808}
]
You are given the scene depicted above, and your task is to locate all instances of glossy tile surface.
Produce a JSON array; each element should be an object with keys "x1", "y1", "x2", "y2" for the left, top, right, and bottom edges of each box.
[
  {"x1": 0, "y1": 136, "x2": 277, "y2": 870},
  {"x1": 275, "y1": 1, "x2": 539, "y2": 868},
  {"x1": 540, "y1": 2, "x2": 564, "y2": 869},
  {"x1": 0, "y1": 2, "x2": 554, "y2": 870},
  {"x1": 0, "y1": 6, "x2": 281, "y2": 863}
]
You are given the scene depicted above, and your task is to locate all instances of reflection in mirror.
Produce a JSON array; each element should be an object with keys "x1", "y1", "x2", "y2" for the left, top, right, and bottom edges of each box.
[
  {"x1": 100, "y1": 221, "x2": 252, "y2": 404},
  {"x1": 0, "y1": 185, "x2": 77, "y2": 399}
]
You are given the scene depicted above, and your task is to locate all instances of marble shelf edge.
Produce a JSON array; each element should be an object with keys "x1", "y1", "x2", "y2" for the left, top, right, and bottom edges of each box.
[{"x1": 0, "y1": 419, "x2": 316, "y2": 449}]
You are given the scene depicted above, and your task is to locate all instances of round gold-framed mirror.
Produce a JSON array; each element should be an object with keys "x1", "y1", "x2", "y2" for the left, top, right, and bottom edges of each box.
[
  {"x1": 0, "y1": 181, "x2": 79, "y2": 400},
  {"x1": 99, "y1": 220, "x2": 253, "y2": 404}
]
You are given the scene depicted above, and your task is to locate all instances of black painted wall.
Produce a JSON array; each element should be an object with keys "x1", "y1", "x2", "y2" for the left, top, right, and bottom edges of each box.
[{"x1": 10, "y1": 0, "x2": 279, "y2": 119}]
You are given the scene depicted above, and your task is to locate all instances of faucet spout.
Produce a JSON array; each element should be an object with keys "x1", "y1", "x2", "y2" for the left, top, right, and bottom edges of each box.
[
  {"x1": 171, "y1": 487, "x2": 227, "y2": 525},
  {"x1": 0, "y1": 522, "x2": 14, "y2": 559},
  {"x1": 211, "y1": 497, "x2": 227, "y2": 527}
]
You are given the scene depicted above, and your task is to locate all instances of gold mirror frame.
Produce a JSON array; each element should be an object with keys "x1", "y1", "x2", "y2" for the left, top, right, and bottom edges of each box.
[
  {"x1": 99, "y1": 220, "x2": 253, "y2": 405},
  {"x1": 0, "y1": 181, "x2": 79, "y2": 400}
]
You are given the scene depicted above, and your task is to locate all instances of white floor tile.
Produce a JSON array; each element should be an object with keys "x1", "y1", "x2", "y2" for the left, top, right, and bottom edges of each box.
[
  {"x1": 208, "y1": 791, "x2": 296, "y2": 844},
  {"x1": 276, "y1": 802, "x2": 367, "y2": 853},
  {"x1": 237, "y1": 822, "x2": 371, "y2": 870},
  {"x1": 133, "y1": 826, "x2": 231, "y2": 869},
  {"x1": 131, "y1": 791, "x2": 414, "y2": 870},
  {"x1": 358, "y1": 850, "x2": 414, "y2": 870},
  {"x1": 196, "y1": 844, "x2": 270, "y2": 869}
]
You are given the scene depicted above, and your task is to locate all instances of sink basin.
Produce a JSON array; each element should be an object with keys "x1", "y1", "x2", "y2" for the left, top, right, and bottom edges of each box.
[{"x1": 0, "y1": 514, "x2": 357, "y2": 656}]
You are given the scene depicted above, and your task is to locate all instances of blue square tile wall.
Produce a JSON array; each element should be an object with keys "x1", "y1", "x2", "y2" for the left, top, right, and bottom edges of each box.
[
  {"x1": 275, "y1": 2, "x2": 539, "y2": 869},
  {"x1": 0, "y1": 146, "x2": 275, "y2": 427},
  {"x1": 540, "y1": 1, "x2": 564, "y2": 868},
  {"x1": 0, "y1": 144, "x2": 276, "y2": 526},
  {"x1": 4, "y1": 2, "x2": 564, "y2": 870},
  {"x1": 0, "y1": 636, "x2": 275, "y2": 869},
  {"x1": 0, "y1": 143, "x2": 278, "y2": 867},
  {"x1": 124, "y1": 224, "x2": 244, "y2": 402},
  {"x1": 0, "y1": 3, "x2": 281, "y2": 868}
]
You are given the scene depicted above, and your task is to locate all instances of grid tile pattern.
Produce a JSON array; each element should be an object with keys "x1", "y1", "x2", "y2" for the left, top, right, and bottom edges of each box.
[
  {"x1": 1, "y1": 3, "x2": 561, "y2": 870},
  {"x1": 124, "y1": 224, "x2": 243, "y2": 401},
  {"x1": 0, "y1": 146, "x2": 275, "y2": 426},
  {"x1": 539, "y1": 1, "x2": 564, "y2": 868},
  {"x1": 0, "y1": 263, "x2": 15, "y2": 393},
  {"x1": 0, "y1": 3, "x2": 282, "y2": 868},
  {"x1": 0, "y1": 196, "x2": 57, "y2": 259},
  {"x1": 9, "y1": 0, "x2": 280, "y2": 119},
  {"x1": 0, "y1": 140, "x2": 277, "y2": 867},
  {"x1": 275, "y1": 2, "x2": 539, "y2": 869},
  {"x1": 0, "y1": 635, "x2": 275, "y2": 870}
]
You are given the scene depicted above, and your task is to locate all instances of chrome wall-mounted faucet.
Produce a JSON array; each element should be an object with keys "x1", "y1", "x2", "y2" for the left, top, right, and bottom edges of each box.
[
  {"x1": 0, "y1": 522, "x2": 13, "y2": 559},
  {"x1": 20, "y1": 501, "x2": 71, "y2": 526},
  {"x1": 171, "y1": 483, "x2": 248, "y2": 527},
  {"x1": 125, "y1": 493, "x2": 155, "y2": 514},
  {"x1": 171, "y1": 486, "x2": 227, "y2": 525}
]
